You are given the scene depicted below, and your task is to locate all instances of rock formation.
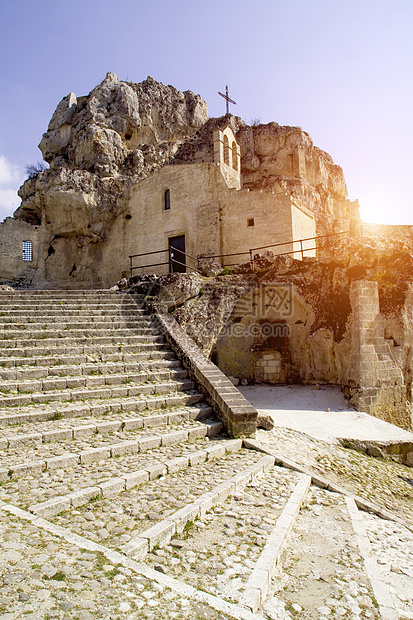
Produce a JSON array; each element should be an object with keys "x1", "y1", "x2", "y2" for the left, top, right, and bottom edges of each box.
[
  {"x1": 9, "y1": 72, "x2": 359, "y2": 289},
  {"x1": 130, "y1": 233, "x2": 413, "y2": 431},
  {"x1": 237, "y1": 123, "x2": 355, "y2": 234},
  {"x1": 2, "y1": 72, "x2": 413, "y2": 431},
  {"x1": 13, "y1": 73, "x2": 208, "y2": 285}
]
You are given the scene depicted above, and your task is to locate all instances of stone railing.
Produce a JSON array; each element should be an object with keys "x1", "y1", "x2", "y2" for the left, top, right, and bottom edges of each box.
[{"x1": 153, "y1": 310, "x2": 258, "y2": 437}]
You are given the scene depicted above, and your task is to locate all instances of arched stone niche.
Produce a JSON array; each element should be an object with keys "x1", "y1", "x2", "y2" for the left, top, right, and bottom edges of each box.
[{"x1": 213, "y1": 126, "x2": 241, "y2": 173}]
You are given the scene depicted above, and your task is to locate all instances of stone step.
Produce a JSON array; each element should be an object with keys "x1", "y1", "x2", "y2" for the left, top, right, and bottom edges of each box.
[
  {"x1": 0, "y1": 296, "x2": 145, "y2": 305},
  {"x1": 0, "y1": 320, "x2": 157, "y2": 331},
  {"x1": 0, "y1": 303, "x2": 150, "y2": 319},
  {"x1": 0, "y1": 295, "x2": 146, "y2": 301},
  {"x1": 28, "y1": 435, "x2": 237, "y2": 519},
  {"x1": 0, "y1": 390, "x2": 204, "y2": 427},
  {"x1": 0, "y1": 398, "x2": 211, "y2": 430},
  {"x1": 0, "y1": 349, "x2": 176, "y2": 368},
  {"x1": 0, "y1": 328, "x2": 164, "y2": 341},
  {"x1": 0, "y1": 340, "x2": 170, "y2": 356},
  {"x1": 0, "y1": 377, "x2": 198, "y2": 408},
  {"x1": 39, "y1": 445, "x2": 265, "y2": 548},
  {"x1": 0, "y1": 367, "x2": 188, "y2": 394},
  {"x1": 0, "y1": 358, "x2": 181, "y2": 381},
  {"x1": 0, "y1": 437, "x2": 244, "y2": 515},
  {"x1": 0, "y1": 316, "x2": 153, "y2": 328},
  {"x1": 0, "y1": 309, "x2": 150, "y2": 318},
  {"x1": 0, "y1": 293, "x2": 144, "y2": 301},
  {"x1": 0, "y1": 420, "x2": 410, "y2": 620},
  {"x1": 0, "y1": 291, "x2": 144, "y2": 299},
  {"x1": 0, "y1": 404, "x2": 214, "y2": 443},
  {"x1": 0, "y1": 418, "x2": 223, "y2": 483}
]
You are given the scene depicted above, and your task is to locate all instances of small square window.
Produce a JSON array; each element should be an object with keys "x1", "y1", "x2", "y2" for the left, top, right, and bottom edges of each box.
[
  {"x1": 247, "y1": 218, "x2": 254, "y2": 227},
  {"x1": 22, "y1": 240, "x2": 33, "y2": 261}
]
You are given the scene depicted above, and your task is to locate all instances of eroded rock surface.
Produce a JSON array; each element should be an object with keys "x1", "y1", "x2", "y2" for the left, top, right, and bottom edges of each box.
[
  {"x1": 38, "y1": 72, "x2": 208, "y2": 175},
  {"x1": 236, "y1": 122, "x2": 356, "y2": 233},
  {"x1": 136, "y1": 234, "x2": 413, "y2": 430},
  {"x1": 13, "y1": 74, "x2": 209, "y2": 287}
]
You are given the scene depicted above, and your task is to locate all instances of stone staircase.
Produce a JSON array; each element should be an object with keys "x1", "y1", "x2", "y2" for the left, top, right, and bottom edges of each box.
[{"x1": 0, "y1": 290, "x2": 412, "y2": 620}]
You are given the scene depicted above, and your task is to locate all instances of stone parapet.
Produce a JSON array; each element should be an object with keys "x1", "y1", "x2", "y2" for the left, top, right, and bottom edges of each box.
[
  {"x1": 152, "y1": 309, "x2": 258, "y2": 437},
  {"x1": 346, "y1": 281, "x2": 412, "y2": 430}
]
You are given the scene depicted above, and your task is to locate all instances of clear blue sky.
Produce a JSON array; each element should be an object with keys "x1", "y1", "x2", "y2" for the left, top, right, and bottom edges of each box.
[{"x1": 1, "y1": 0, "x2": 412, "y2": 224}]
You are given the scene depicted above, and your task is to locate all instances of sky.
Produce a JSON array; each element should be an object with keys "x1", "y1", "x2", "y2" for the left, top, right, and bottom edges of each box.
[{"x1": 0, "y1": 0, "x2": 412, "y2": 224}]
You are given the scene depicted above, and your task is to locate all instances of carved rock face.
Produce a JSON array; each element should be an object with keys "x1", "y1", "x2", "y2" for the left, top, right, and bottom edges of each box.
[{"x1": 38, "y1": 72, "x2": 208, "y2": 175}]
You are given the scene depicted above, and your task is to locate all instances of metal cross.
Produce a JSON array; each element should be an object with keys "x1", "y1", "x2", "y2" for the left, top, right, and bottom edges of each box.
[{"x1": 218, "y1": 85, "x2": 237, "y2": 115}]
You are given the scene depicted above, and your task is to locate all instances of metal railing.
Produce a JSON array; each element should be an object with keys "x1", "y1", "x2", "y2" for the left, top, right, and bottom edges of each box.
[
  {"x1": 129, "y1": 230, "x2": 349, "y2": 277},
  {"x1": 197, "y1": 230, "x2": 349, "y2": 267},
  {"x1": 129, "y1": 247, "x2": 200, "y2": 278}
]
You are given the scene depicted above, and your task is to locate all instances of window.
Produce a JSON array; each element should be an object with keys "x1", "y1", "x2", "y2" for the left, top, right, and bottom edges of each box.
[
  {"x1": 223, "y1": 135, "x2": 230, "y2": 166},
  {"x1": 247, "y1": 218, "x2": 255, "y2": 227},
  {"x1": 232, "y1": 141, "x2": 238, "y2": 170},
  {"x1": 22, "y1": 240, "x2": 33, "y2": 261},
  {"x1": 164, "y1": 189, "x2": 170, "y2": 210}
]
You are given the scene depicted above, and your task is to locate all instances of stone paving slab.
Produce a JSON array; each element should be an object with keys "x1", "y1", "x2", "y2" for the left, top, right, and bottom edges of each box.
[
  {"x1": 2, "y1": 291, "x2": 413, "y2": 619},
  {"x1": 362, "y1": 510, "x2": 413, "y2": 619},
  {"x1": 264, "y1": 486, "x2": 383, "y2": 619},
  {"x1": 0, "y1": 502, "x2": 264, "y2": 620},
  {"x1": 144, "y1": 465, "x2": 301, "y2": 601}
]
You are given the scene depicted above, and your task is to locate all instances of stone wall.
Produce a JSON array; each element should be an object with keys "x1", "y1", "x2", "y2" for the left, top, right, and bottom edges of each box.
[
  {"x1": 291, "y1": 204, "x2": 317, "y2": 258},
  {"x1": 220, "y1": 190, "x2": 316, "y2": 264},
  {"x1": 0, "y1": 218, "x2": 41, "y2": 283},
  {"x1": 131, "y1": 244, "x2": 413, "y2": 432},
  {"x1": 255, "y1": 351, "x2": 285, "y2": 383},
  {"x1": 112, "y1": 163, "x2": 224, "y2": 280},
  {"x1": 105, "y1": 162, "x2": 315, "y2": 285},
  {"x1": 1, "y1": 161, "x2": 315, "y2": 289},
  {"x1": 153, "y1": 310, "x2": 258, "y2": 437},
  {"x1": 345, "y1": 281, "x2": 412, "y2": 430},
  {"x1": 236, "y1": 122, "x2": 351, "y2": 234}
]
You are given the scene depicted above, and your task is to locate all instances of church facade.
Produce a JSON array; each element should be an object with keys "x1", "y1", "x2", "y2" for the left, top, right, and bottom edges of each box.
[
  {"x1": 0, "y1": 125, "x2": 317, "y2": 287},
  {"x1": 0, "y1": 73, "x2": 358, "y2": 289}
]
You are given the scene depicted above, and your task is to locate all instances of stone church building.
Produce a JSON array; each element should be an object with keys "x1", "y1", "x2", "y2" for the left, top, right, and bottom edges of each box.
[
  {"x1": 1, "y1": 74, "x2": 413, "y2": 433},
  {"x1": 0, "y1": 73, "x2": 356, "y2": 288}
]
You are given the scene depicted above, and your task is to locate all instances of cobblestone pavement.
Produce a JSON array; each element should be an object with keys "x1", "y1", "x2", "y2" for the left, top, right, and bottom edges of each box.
[{"x1": 0, "y1": 291, "x2": 412, "y2": 619}]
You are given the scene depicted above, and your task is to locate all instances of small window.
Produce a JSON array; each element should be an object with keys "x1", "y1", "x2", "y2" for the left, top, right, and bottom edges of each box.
[
  {"x1": 223, "y1": 135, "x2": 230, "y2": 166},
  {"x1": 22, "y1": 240, "x2": 33, "y2": 261},
  {"x1": 247, "y1": 218, "x2": 255, "y2": 227},
  {"x1": 232, "y1": 141, "x2": 238, "y2": 170},
  {"x1": 164, "y1": 189, "x2": 170, "y2": 210}
]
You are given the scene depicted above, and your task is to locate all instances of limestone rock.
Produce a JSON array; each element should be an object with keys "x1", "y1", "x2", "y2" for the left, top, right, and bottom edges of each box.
[
  {"x1": 198, "y1": 257, "x2": 223, "y2": 277},
  {"x1": 236, "y1": 122, "x2": 352, "y2": 233},
  {"x1": 257, "y1": 412, "x2": 275, "y2": 431},
  {"x1": 14, "y1": 74, "x2": 209, "y2": 287},
  {"x1": 172, "y1": 275, "x2": 257, "y2": 357},
  {"x1": 116, "y1": 278, "x2": 128, "y2": 291},
  {"x1": 228, "y1": 376, "x2": 239, "y2": 386},
  {"x1": 132, "y1": 273, "x2": 204, "y2": 311},
  {"x1": 38, "y1": 72, "x2": 208, "y2": 176},
  {"x1": 38, "y1": 92, "x2": 77, "y2": 161}
]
